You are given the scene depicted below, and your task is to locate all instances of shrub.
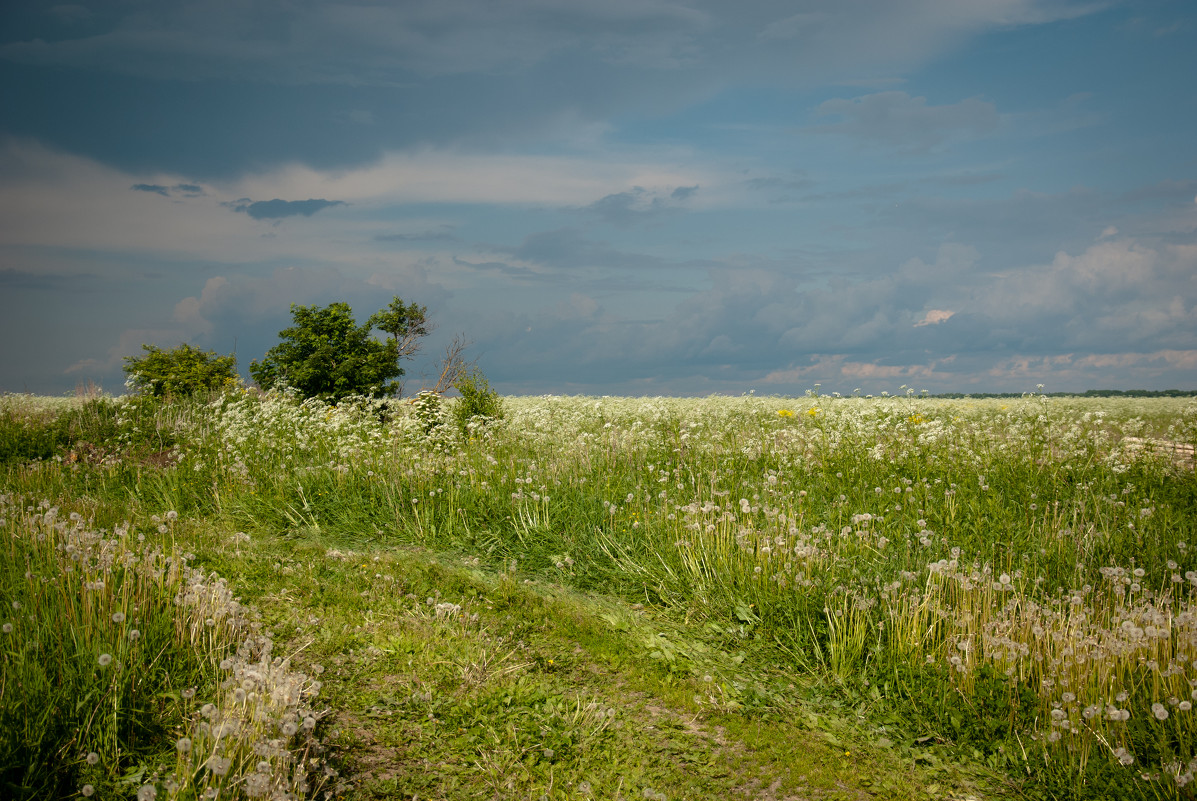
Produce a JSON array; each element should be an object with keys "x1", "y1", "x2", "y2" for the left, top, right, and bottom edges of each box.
[
  {"x1": 123, "y1": 344, "x2": 237, "y2": 398},
  {"x1": 0, "y1": 399, "x2": 127, "y2": 464},
  {"x1": 453, "y1": 370, "x2": 504, "y2": 436}
]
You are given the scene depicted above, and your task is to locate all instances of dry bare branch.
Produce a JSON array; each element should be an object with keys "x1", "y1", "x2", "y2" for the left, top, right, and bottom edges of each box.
[{"x1": 426, "y1": 334, "x2": 474, "y2": 395}]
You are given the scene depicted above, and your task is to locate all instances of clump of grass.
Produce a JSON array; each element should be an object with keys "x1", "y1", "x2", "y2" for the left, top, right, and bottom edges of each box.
[
  {"x1": 0, "y1": 497, "x2": 197, "y2": 798},
  {"x1": 0, "y1": 495, "x2": 335, "y2": 800},
  {"x1": 164, "y1": 632, "x2": 331, "y2": 800}
]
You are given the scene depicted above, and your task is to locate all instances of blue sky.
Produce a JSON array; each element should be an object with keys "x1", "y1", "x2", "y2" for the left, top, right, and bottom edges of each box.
[{"x1": 1, "y1": 0, "x2": 1195, "y2": 396}]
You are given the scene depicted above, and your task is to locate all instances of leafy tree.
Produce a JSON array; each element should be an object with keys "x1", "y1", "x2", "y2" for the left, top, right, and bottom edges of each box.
[
  {"x1": 123, "y1": 343, "x2": 237, "y2": 398},
  {"x1": 250, "y1": 297, "x2": 427, "y2": 401}
]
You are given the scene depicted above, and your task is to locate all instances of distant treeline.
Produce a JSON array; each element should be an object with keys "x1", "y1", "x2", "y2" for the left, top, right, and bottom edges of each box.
[{"x1": 929, "y1": 389, "x2": 1197, "y2": 399}]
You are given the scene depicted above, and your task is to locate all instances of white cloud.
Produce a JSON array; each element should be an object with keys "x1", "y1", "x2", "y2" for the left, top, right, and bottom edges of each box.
[
  {"x1": 172, "y1": 276, "x2": 231, "y2": 336},
  {"x1": 914, "y1": 309, "x2": 955, "y2": 326}
]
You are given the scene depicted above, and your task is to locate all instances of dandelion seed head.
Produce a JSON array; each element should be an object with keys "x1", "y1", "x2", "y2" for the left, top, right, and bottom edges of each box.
[
  {"x1": 97, "y1": 654, "x2": 112, "y2": 667},
  {"x1": 86, "y1": 752, "x2": 99, "y2": 765},
  {"x1": 112, "y1": 612, "x2": 125, "y2": 623}
]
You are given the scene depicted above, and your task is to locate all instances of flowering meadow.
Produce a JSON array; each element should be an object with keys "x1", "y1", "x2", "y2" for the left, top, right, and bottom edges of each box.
[{"x1": 1, "y1": 388, "x2": 1195, "y2": 799}]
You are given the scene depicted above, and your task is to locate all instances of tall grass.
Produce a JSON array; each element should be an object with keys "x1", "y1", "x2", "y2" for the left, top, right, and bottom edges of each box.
[{"x1": 0, "y1": 491, "x2": 333, "y2": 799}]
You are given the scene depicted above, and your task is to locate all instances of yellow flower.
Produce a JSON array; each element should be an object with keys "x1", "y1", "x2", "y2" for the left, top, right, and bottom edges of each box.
[
  {"x1": 806, "y1": 408, "x2": 819, "y2": 417},
  {"x1": 777, "y1": 409, "x2": 794, "y2": 418}
]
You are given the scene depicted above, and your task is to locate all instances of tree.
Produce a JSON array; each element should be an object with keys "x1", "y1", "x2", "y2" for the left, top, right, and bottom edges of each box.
[
  {"x1": 123, "y1": 343, "x2": 238, "y2": 397},
  {"x1": 250, "y1": 297, "x2": 427, "y2": 401},
  {"x1": 369, "y1": 297, "x2": 429, "y2": 362}
]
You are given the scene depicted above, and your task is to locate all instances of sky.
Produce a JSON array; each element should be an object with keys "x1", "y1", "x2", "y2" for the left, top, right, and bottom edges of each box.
[{"x1": 1, "y1": 0, "x2": 1195, "y2": 397}]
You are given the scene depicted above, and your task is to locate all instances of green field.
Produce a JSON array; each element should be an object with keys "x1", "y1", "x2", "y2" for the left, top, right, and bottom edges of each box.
[{"x1": 2, "y1": 390, "x2": 1195, "y2": 800}]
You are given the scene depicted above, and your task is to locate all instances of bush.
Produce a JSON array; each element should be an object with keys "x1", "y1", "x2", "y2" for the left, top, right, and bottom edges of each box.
[
  {"x1": 123, "y1": 343, "x2": 237, "y2": 398},
  {"x1": 0, "y1": 399, "x2": 128, "y2": 464},
  {"x1": 453, "y1": 370, "x2": 504, "y2": 436}
]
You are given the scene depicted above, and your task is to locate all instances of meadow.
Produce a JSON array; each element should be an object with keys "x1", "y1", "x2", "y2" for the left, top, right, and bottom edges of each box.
[{"x1": 1, "y1": 388, "x2": 1195, "y2": 800}]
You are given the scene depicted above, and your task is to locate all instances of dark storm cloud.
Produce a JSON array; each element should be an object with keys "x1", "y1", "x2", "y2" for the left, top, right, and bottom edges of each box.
[
  {"x1": 0, "y1": 1, "x2": 1100, "y2": 176},
  {"x1": 228, "y1": 199, "x2": 345, "y2": 220},
  {"x1": 131, "y1": 182, "x2": 203, "y2": 197},
  {"x1": 4, "y1": 0, "x2": 1192, "y2": 396}
]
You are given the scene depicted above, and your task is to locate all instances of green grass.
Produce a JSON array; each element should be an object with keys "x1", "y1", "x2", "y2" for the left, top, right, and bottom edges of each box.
[{"x1": 2, "y1": 389, "x2": 1196, "y2": 799}]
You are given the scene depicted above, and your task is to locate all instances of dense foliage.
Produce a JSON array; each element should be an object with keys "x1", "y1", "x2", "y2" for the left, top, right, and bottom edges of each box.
[
  {"x1": 249, "y1": 297, "x2": 426, "y2": 401},
  {"x1": 123, "y1": 343, "x2": 237, "y2": 398}
]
